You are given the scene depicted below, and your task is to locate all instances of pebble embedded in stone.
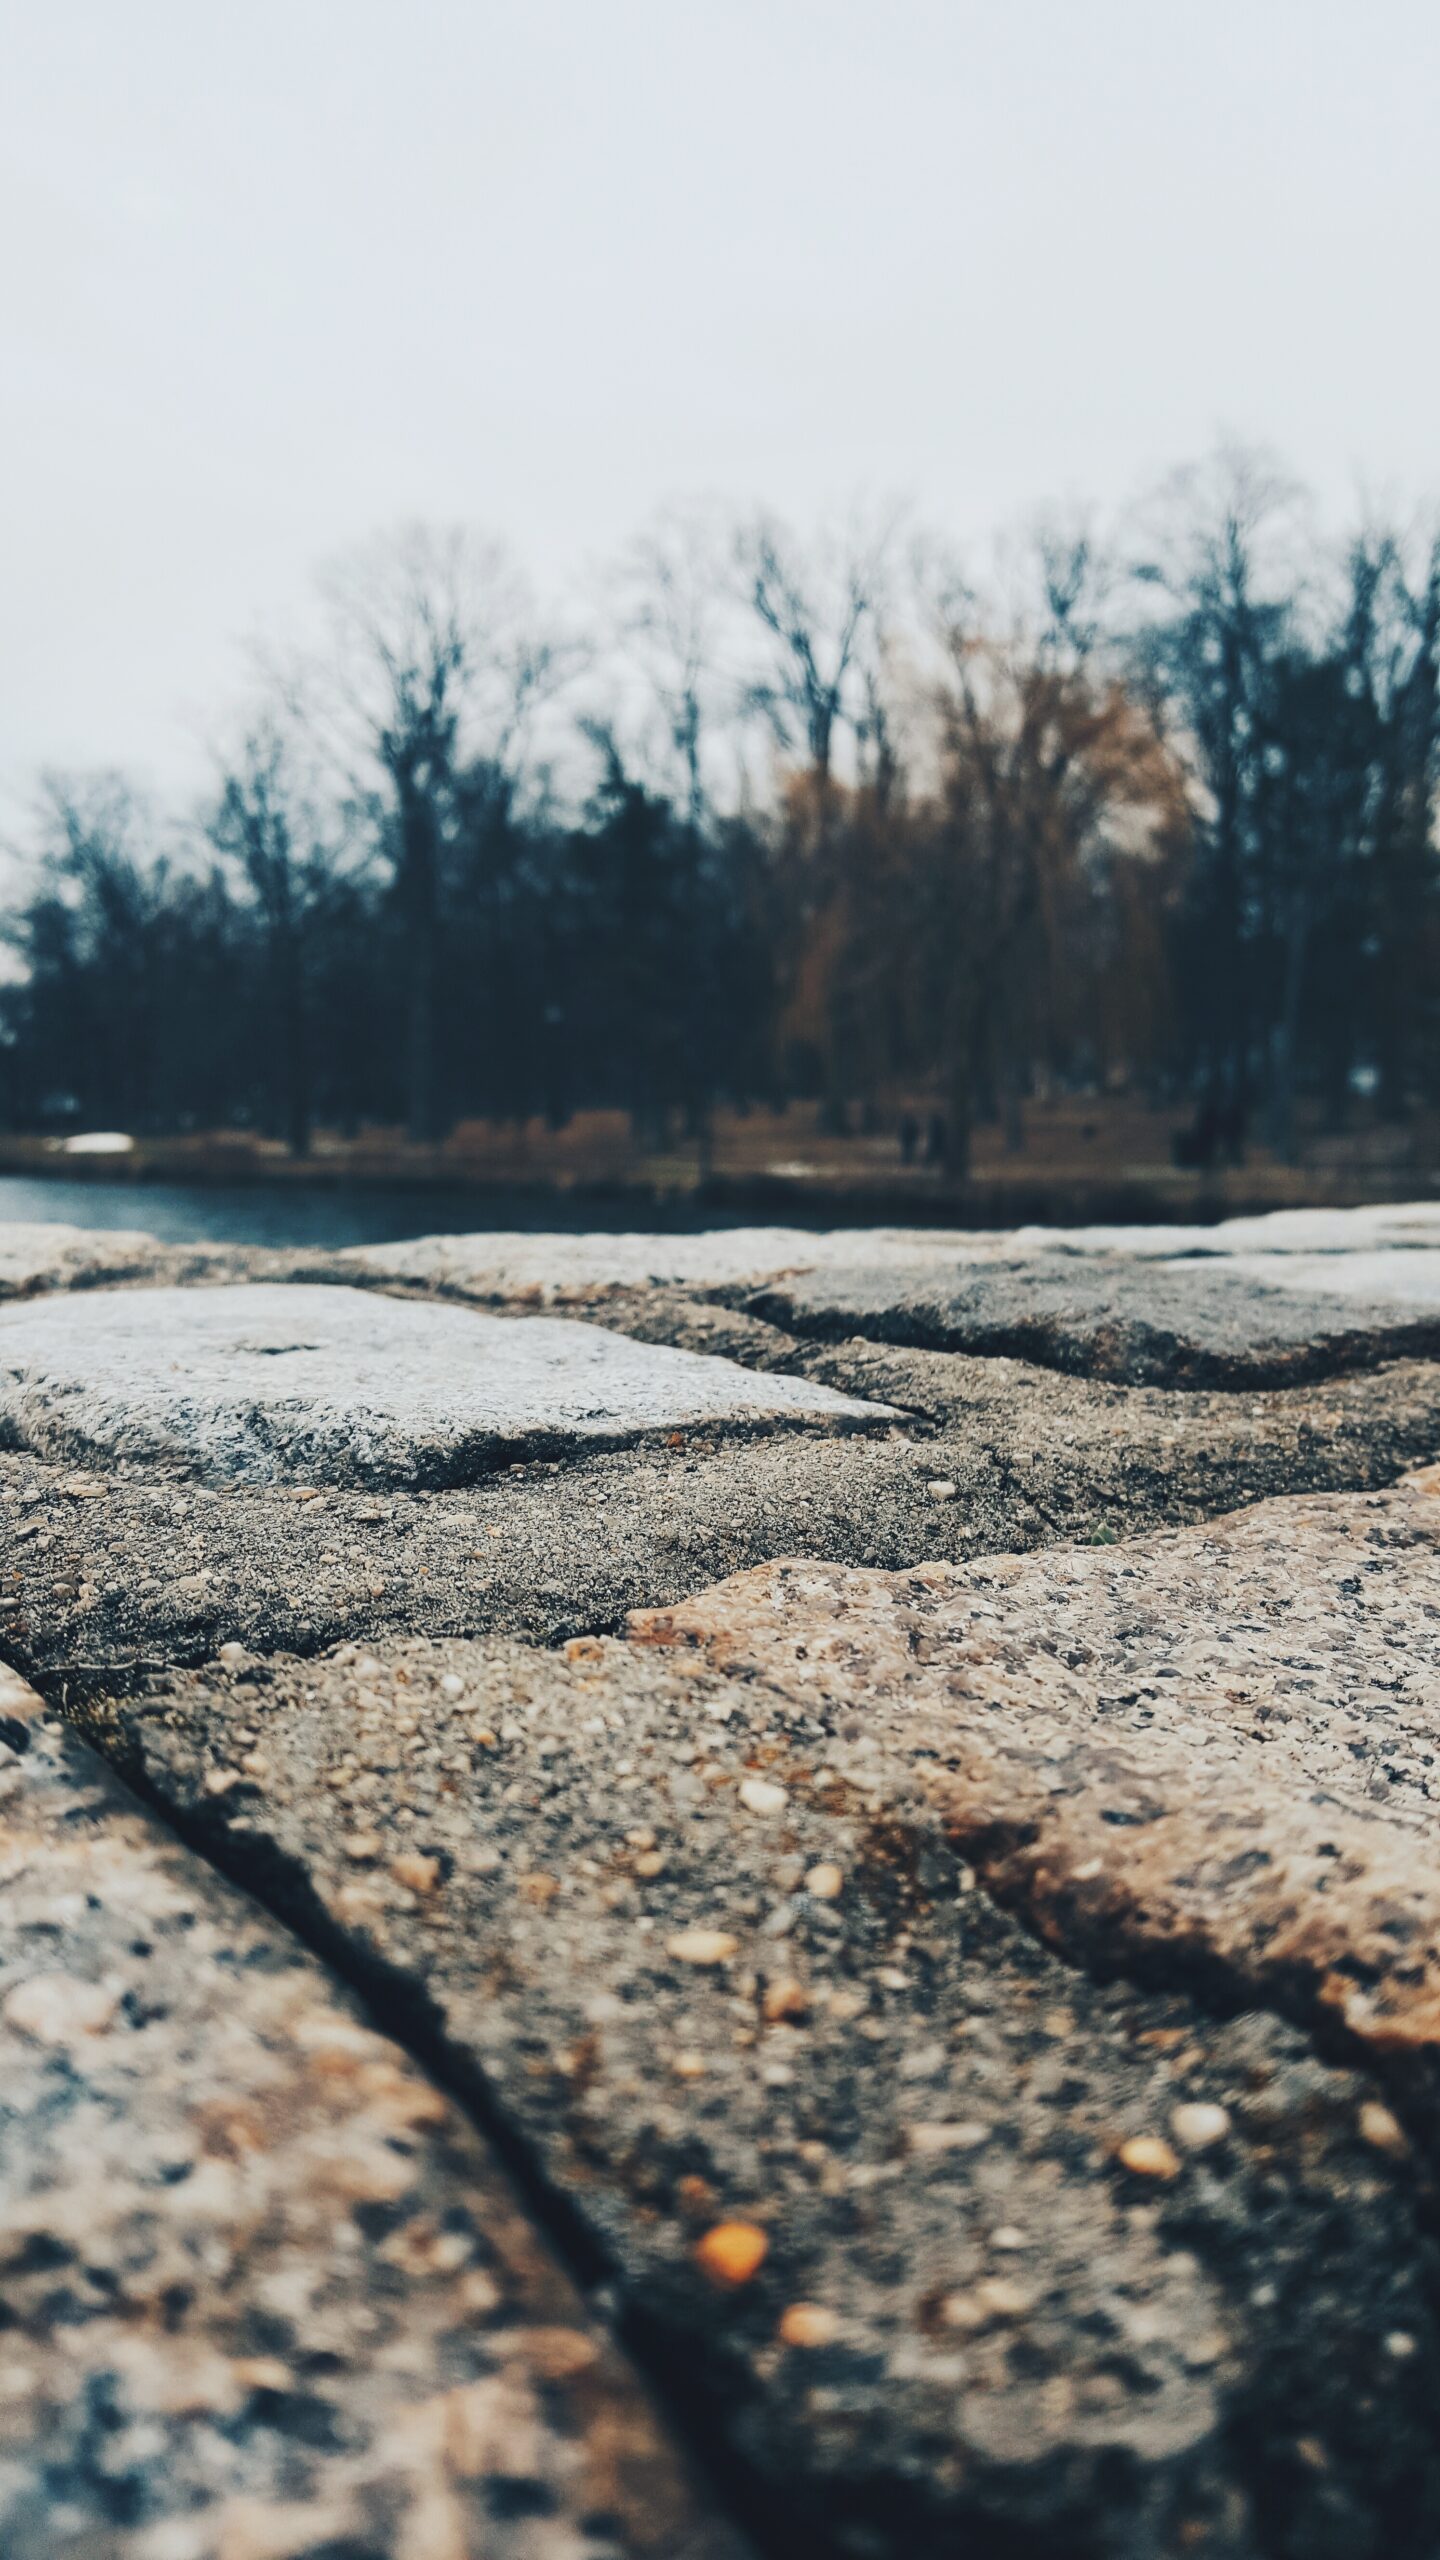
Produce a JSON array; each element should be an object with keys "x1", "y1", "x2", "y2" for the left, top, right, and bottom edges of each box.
[
  {"x1": 667, "y1": 1928, "x2": 740, "y2": 1967},
  {"x1": 695, "y1": 2222, "x2": 769, "y2": 2287},
  {"x1": 738, "y1": 1776, "x2": 788, "y2": 1817},
  {"x1": 1118, "y1": 2135, "x2": 1183, "y2": 2181},
  {"x1": 1172, "y1": 2103, "x2": 1231, "y2": 2151}
]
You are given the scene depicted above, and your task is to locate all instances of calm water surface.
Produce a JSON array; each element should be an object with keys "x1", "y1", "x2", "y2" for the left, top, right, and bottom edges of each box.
[{"x1": 0, "y1": 1175, "x2": 815, "y2": 1251}]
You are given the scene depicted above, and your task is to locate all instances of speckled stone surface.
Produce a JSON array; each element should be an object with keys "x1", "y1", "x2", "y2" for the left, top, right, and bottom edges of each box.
[
  {"x1": 11, "y1": 1211, "x2": 1440, "y2": 2556},
  {"x1": 631, "y1": 1473, "x2": 1440, "y2": 2117},
  {"x1": 729, "y1": 1253, "x2": 1440, "y2": 1387},
  {"x1": 0, "y1": 1663, "x2": 740, "y2": 2560},
  {"x1": 0, "y1": 1283, "x2": 892, "y2": 1487},
  {"x1": 89, "y1": 1635, "x2": 1440, "y2": 2558}
]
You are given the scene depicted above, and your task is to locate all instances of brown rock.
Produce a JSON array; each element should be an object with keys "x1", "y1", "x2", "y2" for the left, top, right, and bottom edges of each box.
[{"x1": 631, "y1": 1479, "x2": 1440, "y2": 2123}]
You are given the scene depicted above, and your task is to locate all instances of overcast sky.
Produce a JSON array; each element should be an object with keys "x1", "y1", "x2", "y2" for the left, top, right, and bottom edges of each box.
[{"x1": 3, "y1": 0, "x2": 1438, "y2": 811}]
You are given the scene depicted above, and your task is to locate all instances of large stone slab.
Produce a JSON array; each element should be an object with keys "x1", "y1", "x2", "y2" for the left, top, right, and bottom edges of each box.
[
  {"x1": 0, "y1": 1283, "x2": 892, "y2": 1487},
  {"x1": 0, "y1": 1662, "x2": 738, "y2": 2560},
  {"x1": 98, "y1": 1632, "x2": 1440, "y2": 2558},
  {"x1": 734, "y1": 1253, "x2": 1440, "y2": 1386},
  {"x1": 339, "y1": 1226, "x2": 1015, "y2": 1304},
  {"x1": 632, "y1": 1473, "x2": 1440, "y2": 2122}
]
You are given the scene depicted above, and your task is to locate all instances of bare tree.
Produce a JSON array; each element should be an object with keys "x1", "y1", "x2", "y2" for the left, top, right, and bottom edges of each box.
[
  {"x1": 736, "y1": 510, "x2": 895, "y2": 786},
  {"x1": 317, "y1": 525, "x2": 565, "y2": 1143},
  {"x1": 608, "y1": 505, "x2": 731, "y2": 827},
  {"x1": 925, "y1": 538, "x2": 1183, "y2": 1173},
  {"x1": 208, "y1": 717, "x2": 340, "y2": 1157}
]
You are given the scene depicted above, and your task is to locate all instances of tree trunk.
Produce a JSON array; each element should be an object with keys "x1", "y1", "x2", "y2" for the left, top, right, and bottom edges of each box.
[{"x1": 400, "y1": 786, "x2": 443, "y2": 1146}]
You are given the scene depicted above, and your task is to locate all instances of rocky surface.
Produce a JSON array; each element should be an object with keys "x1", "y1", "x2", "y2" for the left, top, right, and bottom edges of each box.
[
  {"x1": 0, "y1": 1222, "x2": 185, "y2": 1301},
  {"x1": 731, "y1": 1253, "x2": 1440, "y2": 1387},
  {"x1": 631, "y1": 1476, "x2": 1440, "y2": 2119},
  {"x1": 338, "y1": 1204, "x2": 1440, "y2": 1305},
  {"x1": 0, "y1": 1663, "x2": 738, "y2": 2560},
  {"x1": 86, "y1": 1633, "x2": 1440, "y2": 2559},
  {"x1": 6, "y1": 1203, "x2": 1440, "y2": 1326},
  {"x1": 8, "y1": 1209, "x2": 1440, "y2": 2554},
  {"x1": 9, "y1": 1345, "x2": 1440, "y2": 1690},
  {"x1": 0, "y1": 1283, "x2": 891, "y2": 1487}
]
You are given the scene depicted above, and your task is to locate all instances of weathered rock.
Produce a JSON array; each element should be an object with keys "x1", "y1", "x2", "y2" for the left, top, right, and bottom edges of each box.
[
  {"x1": 11, "y1": 1342, "x2": 1440, "y2": 1688},
  {"x1": 733, "y1": 1253, "x2": 1440, "y2": 1387},
  {"x1": 0, "y1": 1221, "x2": 175, "y2": 1301},
  {"x1": 337, "y1": 1206, "x2": 1440, "y2": 1312},
  {"x1": 0, "y1": 1283, "x2": 893, "y2": 1487},
  {"x1": 1209, "y1": 1248, "x2": 1440, "y2": 1302},
  {"x1": 95, "y1": 1635, "x2": 1440, "y2": 2557},
  {"x1": 0, "y1": 1662, "x2": 738, "y2": 2560},
  {"x1": 631, "y1": 1474, "x2": 1440, "y2": 2125},
  {"x1": 338, "y1": 1226, "x2": 1015, "y2": 1304},
  {"x1": 1006, "y1": 1205, "x2": 1440, "y2": 1258}
]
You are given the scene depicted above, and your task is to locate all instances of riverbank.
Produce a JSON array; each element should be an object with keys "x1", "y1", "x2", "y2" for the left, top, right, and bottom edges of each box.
[{"x1": 4, "y1": 1094, "x2": 1437, "y2": 1236}]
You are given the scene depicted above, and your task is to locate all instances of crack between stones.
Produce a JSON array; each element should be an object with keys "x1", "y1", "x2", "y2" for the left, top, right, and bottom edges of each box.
[
  {"x1": 18, "y1": 1668, "x2": 856, "y2": 2560},
  {"x1": 24, "y1": 1615, "x2": 1440, "y2": 2557}
]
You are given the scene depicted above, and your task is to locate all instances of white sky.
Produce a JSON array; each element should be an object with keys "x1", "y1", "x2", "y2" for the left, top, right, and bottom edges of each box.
[{"x1": 3, "y1": 0, "x2": 1438, "y2": 812}]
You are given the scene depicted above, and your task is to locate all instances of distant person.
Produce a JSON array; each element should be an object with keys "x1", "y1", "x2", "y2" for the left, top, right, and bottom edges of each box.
[
  {"x1": 899, "y1": 1110, "x2": 919, "y2": 1166},
  {"x1": 925, "y1": 1111, "x2": 947, "y2": 1167},
  {"x1": 1172, "y1": 1082, "x2": 1247, "y2": 1172}
]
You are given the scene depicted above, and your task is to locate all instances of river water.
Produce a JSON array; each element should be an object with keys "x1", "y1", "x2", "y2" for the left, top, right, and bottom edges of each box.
[{"x1": 0, "y1": 1174, "x2": 805, "y2": 1250}]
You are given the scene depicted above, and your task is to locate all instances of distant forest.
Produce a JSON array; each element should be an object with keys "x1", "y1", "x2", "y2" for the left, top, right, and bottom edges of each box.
[{"x1": 3, "y1": 447, "x2": 1437, "y2": 1175}]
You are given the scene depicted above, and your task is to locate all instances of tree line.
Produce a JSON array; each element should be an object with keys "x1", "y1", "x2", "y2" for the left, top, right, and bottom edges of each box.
[{"x1": 3, "y1": 447, "x2": 1437, "y2": 1175}]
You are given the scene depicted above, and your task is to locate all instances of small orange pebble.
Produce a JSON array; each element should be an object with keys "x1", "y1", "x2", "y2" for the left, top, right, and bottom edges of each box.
[
  {"x1": 762, "y1": 1978, "x2": 810, "y2": 2024},
  {"x1": 805, "y1": 1863, "x2": 844, "y2": 1901},
  {"x1": 565, "y1": 1637, "x2": 605, "y2": 1663},
  {"x1": 517, "y1": 1872, "x2": 559, "y2": 1907},
  {"x1": 389, "y1": 1852, "x2": 441, "y2": 1895},
  {"x1": 695, "y1": 2221, "x2": 769, "y2": 2289},
  {"x1": 778, "y1": 2302, "x2": 840, "y2": 2348},
  {"x1": 1117, "y1": 2135, "x2": 1182, "y2": 2181}
]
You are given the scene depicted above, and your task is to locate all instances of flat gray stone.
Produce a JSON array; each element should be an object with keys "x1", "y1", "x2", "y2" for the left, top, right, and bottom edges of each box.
[
  {"x1": 339, "y1": 1225, "x2": 1014, "y2": 1303},
  {"x1": 1208, "y1": 1247, "x2": 1440, "y2": 1302},
  {"x1": 0, "y1": 1283, "x2": 893, "y2": 1487},
  {"x1": 734, "y1": 1253, "x2": 1440, "y2": 1387},
  {"x1": 0, "y1": 1665, "x2": 739, "y2": 2560},
  {"x1": 1010, "y1": 1204, "x2": 1440, "y2": 1257},
  {"x1": 105, "y1": 1633, "x2": 1440, "y2": 2558}
]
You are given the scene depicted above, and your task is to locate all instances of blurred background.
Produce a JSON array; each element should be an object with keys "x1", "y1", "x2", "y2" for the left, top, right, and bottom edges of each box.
[{"x1": 3, "y1": 0, "x2": 1438, "y2": 1237}]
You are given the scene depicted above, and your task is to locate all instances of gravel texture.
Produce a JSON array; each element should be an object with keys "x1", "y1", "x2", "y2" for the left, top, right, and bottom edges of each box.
[
  {"x1": 0, "y1": 1663, "x2": 739, "y2": 2560},
  {"x1": 88, "y1": 1634, "x2": 1440, "y2": 2560},
  {"x1": 0, "y1": 1283, "x2": 892, "y2": 1488}
]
